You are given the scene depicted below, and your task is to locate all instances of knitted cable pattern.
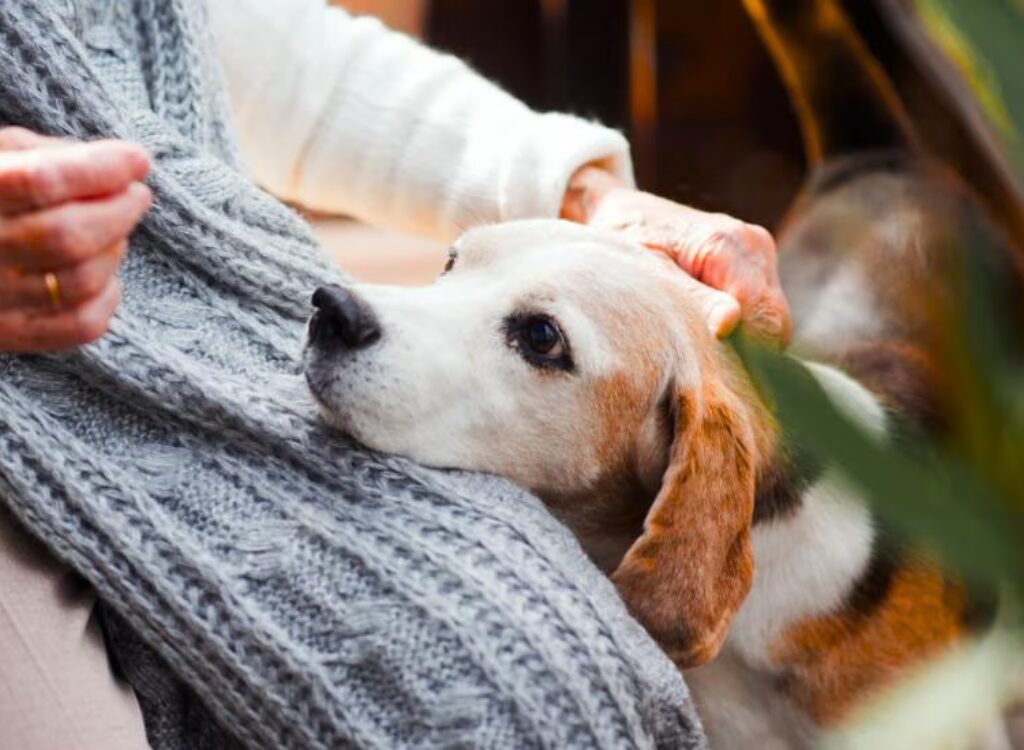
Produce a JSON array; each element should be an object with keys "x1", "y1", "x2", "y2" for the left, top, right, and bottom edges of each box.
[{"x1": 0, "y1": 1, "x2": 706, "y2": 748}]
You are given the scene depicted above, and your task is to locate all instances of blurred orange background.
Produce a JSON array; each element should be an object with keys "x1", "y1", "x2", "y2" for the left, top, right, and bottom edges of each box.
[{"x1": 315, "y1": 1, "x2": 1021, "y2": 285}]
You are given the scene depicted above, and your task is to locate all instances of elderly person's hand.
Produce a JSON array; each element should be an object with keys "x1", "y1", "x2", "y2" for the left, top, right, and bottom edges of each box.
[
  {"x1": 562, "y1": 165, "x2": 791, "y2": 345},
  {"x1": 0, "y1": 127, "x2": 151, "y2": 353}
]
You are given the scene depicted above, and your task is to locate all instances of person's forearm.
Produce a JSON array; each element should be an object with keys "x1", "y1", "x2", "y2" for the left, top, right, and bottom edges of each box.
[{"x1": 210, "y1": 0, "x2": 634, "y2": 242}]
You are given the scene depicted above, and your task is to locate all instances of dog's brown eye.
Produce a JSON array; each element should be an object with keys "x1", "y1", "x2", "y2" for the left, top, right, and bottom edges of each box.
[
  {"x1": 504, "y1": 313, "x2": 573, "y2": 372},
  {"x1": 526, "y1": 319, "x2": 560, "y2": 355}
]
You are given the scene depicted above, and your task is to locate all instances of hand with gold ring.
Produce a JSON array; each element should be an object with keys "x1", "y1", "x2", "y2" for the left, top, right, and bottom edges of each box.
[{"x1": 0, "y1": 127, "x2": 151, "y2": 352}]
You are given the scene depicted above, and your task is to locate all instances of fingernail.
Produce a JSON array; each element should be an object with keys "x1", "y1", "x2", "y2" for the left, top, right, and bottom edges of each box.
[
  {"x1": 709, "y1": 301, "x2": 741, "y2": 339},
  {"x1": 125, "y1": 146, "x2": 151, "y2": 177}
]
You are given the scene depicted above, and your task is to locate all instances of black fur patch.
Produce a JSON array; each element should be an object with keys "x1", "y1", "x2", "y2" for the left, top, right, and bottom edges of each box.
[
  {"x1": 753, "y1": 442, "x2": 824, "y2": 524},
  {"x1": 959, "y1": 580, "x2": 999, "y2": 633},
  {"x1": 844, "y1": 523, "x2": 902, "y2": 620}
]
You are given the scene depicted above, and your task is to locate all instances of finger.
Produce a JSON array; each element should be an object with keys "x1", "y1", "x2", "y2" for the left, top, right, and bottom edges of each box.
[
  {"x1": 685, "y1": 225, "x2": 791, "y2": 343},
  {"x1": 614, "y1": 223, "x2": 726, "y2": 287},
  {"x1": 662, "y1": 236, "x2": 784, "y2": 341},
  {"x1": 720, "y1": 265, "x2": 791, "y2": 342},
  {"x1": 0, "y1": 182, "x2": 151, "y2": 269},
  {"x1": 613, "y1": 226, "x2": 742, "y2": 338},
  {"x1": 613, "y1": 222, "x2": 690, "y2": 257},
  {"x1": 710, "y1": 295, "x2": 743, "y2": 340},
  {"x1": 738, "y1": 288, "x2": 792, "y2": 346},
  {"x1": 602, "y1": 219, "x2": 789, "y2": 341},
  {"x1": 0, "y1": 277, "x2": 121, "y2": 352},
  {"x1": 0, "y1": 127, "x2": 66, "y2": 152},
  {"x1": 0, "y1": 241, "x2": 126, "y2": 311},
  {"x1": 0, "y1": 139, "x2": 151, "y2": 213}
]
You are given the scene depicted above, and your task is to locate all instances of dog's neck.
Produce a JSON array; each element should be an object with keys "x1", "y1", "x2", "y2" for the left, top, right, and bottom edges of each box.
[
  {"x1": 717, "y1": 356, "x2": 889, "y2": 669},
  {"x1": 541, "y1": 469, "x2": 653, "y2": 574},
  {"x1": 718, "y1": 345, "x2": 890, "y2": 530}
]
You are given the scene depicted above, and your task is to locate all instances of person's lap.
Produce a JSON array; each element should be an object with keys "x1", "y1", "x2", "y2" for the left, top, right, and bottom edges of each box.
[
  {"x1": 0, "y1": 458, "x2": 699, "y2": 749},
  {"x1": 0, "y1": 502, "x2": 150, "y2": 750}
]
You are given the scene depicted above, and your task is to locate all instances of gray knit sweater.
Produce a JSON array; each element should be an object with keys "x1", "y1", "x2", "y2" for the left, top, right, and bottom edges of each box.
[{"x1": 0, "y1": 1, "x2": 705, "y2": 747}]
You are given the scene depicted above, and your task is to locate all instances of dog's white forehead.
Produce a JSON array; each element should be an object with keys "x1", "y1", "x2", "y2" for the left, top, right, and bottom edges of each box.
[
  {"x1": 454, "y1": 219, "x2": 655, "y2": 274},
  {"x1": 451, "y1": 220, "x2": 686, "y2": 316},
  {"x1": 443, "y1": 220, "x2": 692, "y2": 374}
]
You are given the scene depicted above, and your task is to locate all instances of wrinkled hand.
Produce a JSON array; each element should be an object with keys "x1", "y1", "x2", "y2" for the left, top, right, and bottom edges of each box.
[
  {"x1": 562, "y1": 166, "x2": 791, "y2": 344},
  {"x1": 0, "y1": 127, "x2": 151, "y2": 352}
]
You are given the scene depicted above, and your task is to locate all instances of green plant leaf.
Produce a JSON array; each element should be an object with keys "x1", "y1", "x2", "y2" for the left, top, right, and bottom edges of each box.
[{"x1": 731, "y1": 333, "x2": 1024, "y2": 601}]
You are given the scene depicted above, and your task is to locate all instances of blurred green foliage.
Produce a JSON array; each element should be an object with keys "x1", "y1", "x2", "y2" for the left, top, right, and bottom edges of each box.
[
  {"x1": 914, "y1": 0, "x2": 1024, "y2": 177},
  {"x1": 734, "y1": 0, "x2": 1024, "y2": 629},
  {"x1": 730, "y1": 1, "x2": 1024, "y2": 743},
  {"x1": 731, "y1": 222, "x2": 1024, "y2": 745},
  {"x1": 732, "y1": 315, "x2": 1024, "y2": 601}
]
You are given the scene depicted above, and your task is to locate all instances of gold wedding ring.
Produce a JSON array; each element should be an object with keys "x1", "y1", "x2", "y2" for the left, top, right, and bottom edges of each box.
[{"x1": 44, "y1": 271, "x2": 61, "y2": 309}]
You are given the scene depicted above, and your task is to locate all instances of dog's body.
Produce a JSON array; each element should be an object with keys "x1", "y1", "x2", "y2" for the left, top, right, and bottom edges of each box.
[
  {"x1": 685, "y1": 3, "x2": 1021, "y2": 741},
  {"x1": 303, "y1": 1, "x2": 1021, "y2": 746},
  {"x1": 686, "y1": 156, "x2": 1010, "y2": 748}
]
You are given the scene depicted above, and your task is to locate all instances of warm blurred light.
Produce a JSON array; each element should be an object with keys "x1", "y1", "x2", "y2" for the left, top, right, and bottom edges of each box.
[
  {"x1": 629, "y1": 0, "x2": 658, "y2": 186},
  {"x1": 331, "y1": 0, "x2": 426, "y2": 37}
]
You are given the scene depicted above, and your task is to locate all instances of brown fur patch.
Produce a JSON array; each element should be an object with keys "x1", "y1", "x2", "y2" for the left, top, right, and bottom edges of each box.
[
  {"x1": 771, "y1": 556, "x2": 970, "y2": 725},
  {"x1": 837, "y1": 341, "x2": 948, "y2": 436},
  {"x1": 612, "y1": 379, "x2": 759, "y2": 667},
  {"x1": 538, "y1": 358, "x2": 667, "y2": 573}
]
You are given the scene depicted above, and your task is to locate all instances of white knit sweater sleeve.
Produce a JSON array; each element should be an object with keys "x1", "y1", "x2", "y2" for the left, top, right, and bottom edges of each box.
[{"x1": 209, "y1": 0, "x2": 634, "y2": 242}]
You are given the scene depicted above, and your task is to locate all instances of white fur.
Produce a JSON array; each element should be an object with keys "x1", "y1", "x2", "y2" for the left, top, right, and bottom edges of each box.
[
  {"x1": 696, "y1": 364, "x2": 889, "y2": 748},
  {"x1": 729, "y1": 362, "x2": 887, "y2": 666},
  {"x1": 687, "y1": 650, "x2": 818, "y2": 749},
  {"x1": 729, "y1": 467, "x2": 876, "y2": 668},
  {"x1": 788, "y1": 264, "x2": 883, "y2": 357}
]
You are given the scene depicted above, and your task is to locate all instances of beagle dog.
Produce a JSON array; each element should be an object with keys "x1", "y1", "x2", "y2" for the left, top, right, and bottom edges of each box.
[
  {"x1": 304, "y1": 1, "x2": 1022, "y2": 745},
  {"x1": 303, "y1": 212, "x2": 999, "y2": 746}
]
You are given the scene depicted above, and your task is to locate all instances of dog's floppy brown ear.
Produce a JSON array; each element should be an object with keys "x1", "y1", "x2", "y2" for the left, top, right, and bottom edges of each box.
[{"x1": 612, "y1": 380, "x2": 756, "y2": 668}]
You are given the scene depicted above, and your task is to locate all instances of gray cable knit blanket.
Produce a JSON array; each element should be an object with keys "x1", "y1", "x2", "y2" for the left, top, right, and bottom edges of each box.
[{"x1": 0, "y1": 1, "x2": 704, "y2": 747}]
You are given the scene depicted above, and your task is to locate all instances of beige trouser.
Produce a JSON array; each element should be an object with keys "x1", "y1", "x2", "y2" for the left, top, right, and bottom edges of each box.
[{"x1": 0, "y1": 503, "x2": 150, "y2": 750}]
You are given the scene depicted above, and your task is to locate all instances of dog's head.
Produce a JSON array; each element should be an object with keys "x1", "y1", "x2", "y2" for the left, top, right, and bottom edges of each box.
[{"x1": 304, "y1": 219, "x2": 760, "y2": 666}]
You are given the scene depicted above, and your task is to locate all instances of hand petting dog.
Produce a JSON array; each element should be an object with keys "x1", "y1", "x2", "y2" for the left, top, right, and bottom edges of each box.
[{"x1": 562, "y1": 164, "x2": 791, "y2": 345}]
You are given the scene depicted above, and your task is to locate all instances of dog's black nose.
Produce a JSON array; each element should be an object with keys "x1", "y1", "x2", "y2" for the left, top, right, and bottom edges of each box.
[{"x1": 309, "y1": 285, "x2": 381, "y2": 350}]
